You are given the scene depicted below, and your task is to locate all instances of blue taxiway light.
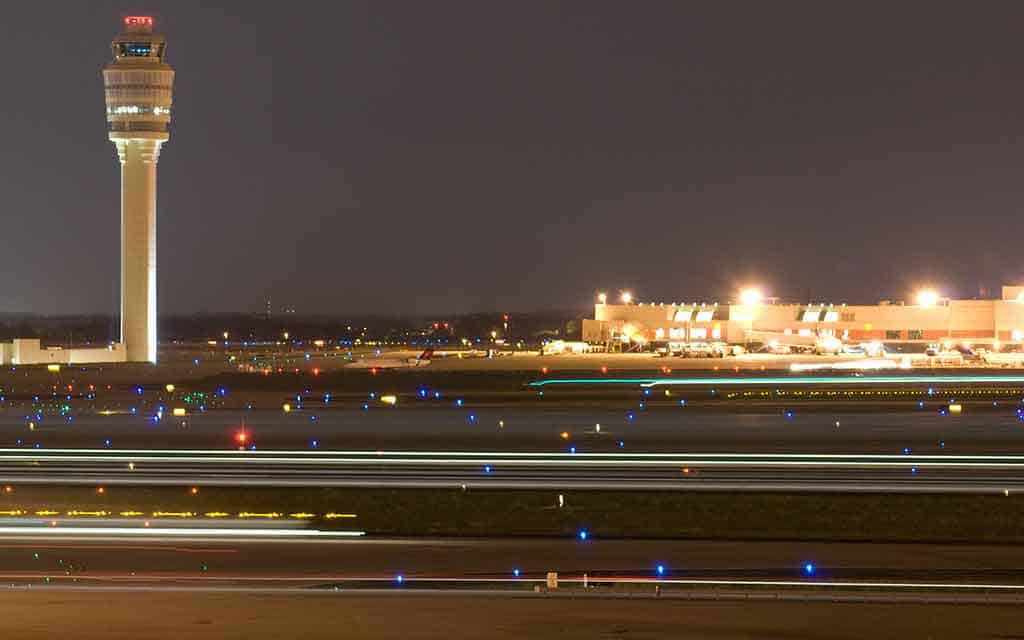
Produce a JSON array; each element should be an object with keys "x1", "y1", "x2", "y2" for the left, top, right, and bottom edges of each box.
[
  {"x1": 804, "y1": 563, "x2": 815, "y2": 575},
  {"x1": 513, "y1": 568, "x2": 521, "y2": 577},
  {"x1": 578, "y1": 530, "x2": 588, "y2": 541},
  {"x1": 656, "y1": 564, "x2": 666, "y2": 576}
]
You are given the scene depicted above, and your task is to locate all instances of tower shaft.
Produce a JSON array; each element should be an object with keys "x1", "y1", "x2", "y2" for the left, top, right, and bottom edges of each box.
[{"x1": 114, "y1": 135, "x2": 165, "y2": 363}]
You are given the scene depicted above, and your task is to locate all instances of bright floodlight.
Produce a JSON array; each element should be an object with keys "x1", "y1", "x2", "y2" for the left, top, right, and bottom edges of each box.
[
  {"x1": 739, "y1": 288, "x2": 763, "y2": 306},
  {"x1": 621, "y1": 291, "x2": 633, "y2": 304},
  {"x1": 597, "y1": 292, "x2": 607, "y2": 304},
  {"x1": 1018, "y1": 291, "x2": 1024, "y2": 302},
  {"x1": 916, "y1": 289, "x2": 940, "y2": 307}
]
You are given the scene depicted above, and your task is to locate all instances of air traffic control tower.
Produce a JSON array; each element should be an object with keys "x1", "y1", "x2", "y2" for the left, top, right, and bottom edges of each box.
[{"x1": 104, "y1": 16, "x2": 174, "y2": 363}]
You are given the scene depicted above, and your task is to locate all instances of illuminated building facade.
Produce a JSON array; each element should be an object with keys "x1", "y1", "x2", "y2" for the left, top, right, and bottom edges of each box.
[{"x1": 584, "y1": 286, "x2": 1024, "y2": 349}]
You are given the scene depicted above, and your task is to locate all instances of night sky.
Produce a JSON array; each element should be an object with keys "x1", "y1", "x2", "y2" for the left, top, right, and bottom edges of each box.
[{"x1": 1, "y1": 2, "x2": 1022, "y2": 315}]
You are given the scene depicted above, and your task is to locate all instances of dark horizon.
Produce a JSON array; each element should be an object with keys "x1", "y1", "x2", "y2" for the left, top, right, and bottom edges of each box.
[{"x1": 2, "y1": 2, "x2": 1022, "y2": 316}]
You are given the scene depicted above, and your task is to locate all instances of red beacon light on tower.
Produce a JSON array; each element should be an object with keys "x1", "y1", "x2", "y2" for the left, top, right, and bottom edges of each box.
[{"x1": 123, "y1": 16, "x2": 154, "y2": 33}]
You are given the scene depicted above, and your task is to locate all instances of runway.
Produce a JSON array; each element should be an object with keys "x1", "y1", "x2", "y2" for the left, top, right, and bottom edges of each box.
[
  {"x1": 2, "y1": 448, "x2": 1024, "y2": 492},
  {"x1": 3, "y1": 589, "x2": 1023, "y2": 640},
  {"x1": 6, "y1": 405, "x2": 1024, "y2": 454},
  {"x1": 0, "y1": 499, "x2": 1018, "y2": 637},
  {"x1": 0, "y1": 529, "x2": 1020, "y2": 586}
]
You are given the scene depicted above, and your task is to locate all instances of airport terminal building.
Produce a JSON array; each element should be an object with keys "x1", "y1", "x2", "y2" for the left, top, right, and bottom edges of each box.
[{"x1": 583, "y1": 285, "x2": 1024, "y2": 350}]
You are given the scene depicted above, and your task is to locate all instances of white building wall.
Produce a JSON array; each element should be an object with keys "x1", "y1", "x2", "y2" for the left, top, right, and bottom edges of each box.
[
  {"x1": 9, "y1": 339, "x2": 69, "y2": 365},
  {"x1": 68, "y1": 344, "x2": 127, "y2": 364},
  {"x1": 0, "y1": 340, "x2": 128, "y2": 365}
]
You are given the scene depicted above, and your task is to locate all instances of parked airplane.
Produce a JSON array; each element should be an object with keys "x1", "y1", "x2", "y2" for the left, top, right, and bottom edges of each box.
[
  {"x1": 748, "y1": 330, "x2": 844, "y2": 355},
  {"x1": 346, "y1": 348, "x2": 434, "y2": 369}
]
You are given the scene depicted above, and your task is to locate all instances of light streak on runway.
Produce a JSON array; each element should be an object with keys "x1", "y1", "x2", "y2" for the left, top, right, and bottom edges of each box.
[
  {"x1": 528, "y1": 374, "x2": 1024, "y2": 388},
  {"x1": 0, "y1": 448, "x2": 1023, "y2": 492},
  {"x1": 0, "y1": 524, "x2": 364, "y2": 539},
  {"x1": 0, "y1": 572, "x2": 1021, "y2": 597}
]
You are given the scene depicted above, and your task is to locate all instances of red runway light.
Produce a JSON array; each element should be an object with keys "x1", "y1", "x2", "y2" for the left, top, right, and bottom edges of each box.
[{"x1": 235, "y1": 431, "x2": 248, "y2": 444}]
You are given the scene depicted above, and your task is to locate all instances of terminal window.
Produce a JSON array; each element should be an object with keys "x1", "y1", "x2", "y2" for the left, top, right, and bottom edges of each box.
[
  {"x1": 885, "y1": 330, "x2": 902, "y2": 340},
  {"x1": 907, "y1": 330, "x2": 923, "y2": 340},
  {"x1": 840, "y1": 312, "x2": 856, "y2": 322}
]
